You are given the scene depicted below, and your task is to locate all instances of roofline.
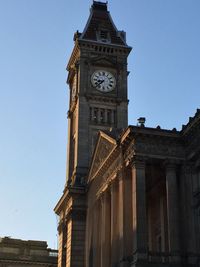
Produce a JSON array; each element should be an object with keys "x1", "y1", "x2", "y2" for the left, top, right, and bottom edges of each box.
[
  {"x1": 107, "y1": 11, "x2": 127, "y2": 45},
  {"x1": 129, "y1": 125, "x2": 180, "y2": 137},
  {"x1": 66, "y1": 41, "x2": 79, "y2": 71},
  {"x1": 78, "y1": 38, "x2": 132, "y2": 50},
  {"x1": 80, "y1": 1, "x2": 128, "y2": 46},
  {"x1": 180, "y1": 108, "x2": 200, "y2": 135}
]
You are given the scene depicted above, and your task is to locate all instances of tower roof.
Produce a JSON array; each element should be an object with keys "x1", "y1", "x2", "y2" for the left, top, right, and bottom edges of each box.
[
  {"x1": 92, "y1": 1, "x2": 108, "y2": 11},
  {"x1": 79, "y1": 1, "x2": 127, "y2": 46}
]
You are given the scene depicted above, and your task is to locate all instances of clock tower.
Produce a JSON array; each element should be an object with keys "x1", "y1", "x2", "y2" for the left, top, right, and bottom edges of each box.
[
  {"x1": 67, "y1": 1, "x2": 131, "y2": 186},
  {"x1": 55, "y1": 2, "x2": 131, "y2": 267}
]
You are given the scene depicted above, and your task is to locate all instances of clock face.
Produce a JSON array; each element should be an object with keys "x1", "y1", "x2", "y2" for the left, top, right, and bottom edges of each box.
[{"x1": 91, "y1": 70, "x2": 116, "y2": 92}]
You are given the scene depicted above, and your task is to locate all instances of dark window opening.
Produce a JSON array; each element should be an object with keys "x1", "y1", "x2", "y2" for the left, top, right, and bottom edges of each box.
[
  {"x1": 94, "y1": 108, "x2": 98, "y2": 123},
  {"x1": 100, "y1": 109, "x2": 105, "y2": 123},
  {"x1": 107, "y1": 109, "x2": 111, "y2": 124}
]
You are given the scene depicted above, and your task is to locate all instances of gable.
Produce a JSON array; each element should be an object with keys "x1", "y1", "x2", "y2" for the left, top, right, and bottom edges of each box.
[
  {"x1": 89, "y1": 56, "x2": 117, "y2": 68},
  {"x1": 80, "y1": 2, "x2": 126, "y2": 46},
  {"x1": 88, "y1": 131, "x2": 117, "y2": 182}
]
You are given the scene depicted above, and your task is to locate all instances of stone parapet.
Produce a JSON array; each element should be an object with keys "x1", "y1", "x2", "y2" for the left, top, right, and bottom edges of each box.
[{"x1": 0, "y1": 237, "x2": 57, "y2": 267}]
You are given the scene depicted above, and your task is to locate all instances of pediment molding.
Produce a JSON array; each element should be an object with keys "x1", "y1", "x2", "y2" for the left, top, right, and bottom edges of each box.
[
  {"x1": 87, "y1": 56, "x2": 117, "y2": 68},
  {"x1": 88, "y1": 131, "x2": 117, "y2": 182}
]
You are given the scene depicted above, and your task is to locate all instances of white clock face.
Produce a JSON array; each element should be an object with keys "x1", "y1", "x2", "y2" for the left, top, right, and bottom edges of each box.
[{"x1": 91, "y1": 70, "x2": 116, "y2": 92}]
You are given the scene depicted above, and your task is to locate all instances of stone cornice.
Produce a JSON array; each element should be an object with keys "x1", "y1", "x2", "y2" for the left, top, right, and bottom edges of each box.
[
  {"x1": 181, "y1": 108, "x2": 200, "y2": 136},
  {"x1": 85, "y1": 93, "x2": 127, "y2": 104},
  {"x1": 129, "y1": 125, "x2": 180, "y2": 138},
  {"x1": 120, "y1": 126, "x2": 185, "y2": 165},
  {"x1": 67, "y1": 41, "x2": 80, "y2": 72},
  {"x1": 78, "y1": 39, "x2": 132, "y2": 54},
  {"x1": 65, "y1": 208, "x2": 86, "y2": 222},
  {"x1": 94, "y1": 147, "x2": 123, "y2": 198},
  {"x1": 54, "y1": 186, "x2": 85, "y2": 215}
]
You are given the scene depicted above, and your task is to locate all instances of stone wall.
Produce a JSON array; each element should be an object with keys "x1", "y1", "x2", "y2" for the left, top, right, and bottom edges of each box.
[{"x1": 0, "y1": 237, "x2": 57, "y2": 267}]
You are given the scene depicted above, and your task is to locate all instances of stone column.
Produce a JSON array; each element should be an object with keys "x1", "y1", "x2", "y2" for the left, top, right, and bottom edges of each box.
[
  {"x1": 93, "y1": 201, "x2": 101, "y2": 267},
  {"x1": 192, "y1": 170, "x2": 200, "y2": 253},
  {"x1": 182, "y1": 164, "x2": 197, "y2": 263},
  {"x1": 118, "y1": 173, "x2": 124, "y2": 262},
  {"x1": 101, "y1": 190, "x2": 111, "y2": 267},
  {"x1": 57, "y1": 218, "x2": 65, "y2": 267},
  {"x1": 160, "y1": 196, "x2": 166, "y2": 252},
  {"x1": 110, "y1": 180, "x2": 119, "y2": 266},
  {"x1": 165, "y1": 162, "x2": 180, "y2": 261},
  {"x1": 131, "y1": 158, "x2": 148, "y2": 261},
  {"x1": 58, "y1": 218, "x2": 67, "y2": 267},
  {"x1": 122, "y1": 166, "x2": 133, "y2": 265}
]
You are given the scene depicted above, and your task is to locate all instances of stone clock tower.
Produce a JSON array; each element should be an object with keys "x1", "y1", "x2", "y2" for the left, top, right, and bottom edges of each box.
[
  {"x1": 66, "y1": 1, "x2": 131, "y2": 186},
  {"x1": 55, "y1": 2, "x2": 131, "y2": 267}
]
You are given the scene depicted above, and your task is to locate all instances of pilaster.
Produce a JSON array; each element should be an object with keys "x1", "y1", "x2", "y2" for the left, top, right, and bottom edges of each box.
[
  {"x1": 119, "y1": 166, "x2": 133, "y2": 266},
  {"x1": 181, "y1": 164, "x2": 197, "y2": 263},
  {"x1": 93, "y1": 201, "x2": 101, "y2": 267},
  {"x1": 110, "y1": 180, "x2": 119, "y2": 266},
  {"x1": 100, "y1": 191, "x2": 111, "y2": 267},
  {"x1": 131, "y1": 157, "x2": 148, "y2": 263},
  {"x1": 165, "y1": 161, "x2": 180, "y2": 262},
  {"x1": 57, "y1": 218, "x2": 66, "y2": 267}
]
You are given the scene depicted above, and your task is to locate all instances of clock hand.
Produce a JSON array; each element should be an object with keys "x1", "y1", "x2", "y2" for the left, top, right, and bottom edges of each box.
[{"x1": 95, "y1": 79, "x2": 104, "y2": 88}]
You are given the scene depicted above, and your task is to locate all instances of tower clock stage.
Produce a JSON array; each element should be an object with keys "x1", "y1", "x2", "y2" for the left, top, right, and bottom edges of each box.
[{"x1": 54, "y1": 2, "x2": 200, "y2": 267}]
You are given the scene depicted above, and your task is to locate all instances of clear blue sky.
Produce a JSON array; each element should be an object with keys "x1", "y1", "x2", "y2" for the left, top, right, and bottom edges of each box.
[{"x1": 0, "y1": 0, "x2": 199, "y2": 249}]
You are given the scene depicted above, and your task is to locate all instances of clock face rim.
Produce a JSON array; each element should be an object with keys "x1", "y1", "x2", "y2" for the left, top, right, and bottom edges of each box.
[{"x1": 91, "y1": 70, "x2": 116, "y2": 93}]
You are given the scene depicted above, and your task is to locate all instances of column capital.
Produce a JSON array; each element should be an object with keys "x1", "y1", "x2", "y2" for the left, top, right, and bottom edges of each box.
[
  {"x1": 57, "y1": 218, "x2": 65, "y2": 234},
  {"x1": 117, "y1": 170, "x2": 123, "y2": 181},
  {"x1": 110, "y1": 177, "x2": 118, "y2": 189},
  {"x1": 164, "y1": 159, "x2": 180, "y2": 171},
  {"x1": 99, "y1": 190, "x2": 109, "y2": 204},
  {"x1": 131, "y1": 155, "x2": 146, "y2": 169}
]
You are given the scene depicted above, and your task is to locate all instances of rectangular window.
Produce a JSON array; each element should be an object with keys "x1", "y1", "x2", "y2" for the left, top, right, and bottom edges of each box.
[
  {"x1": 100, "y1": 109, "x2": 105, "y2": 123},
  {"x1": 113, "y1": 110, "x2": 116, "y2": 124},
  {"x1": 94, "y1": 108, "x2": 98, "y2": 123},
  {"x1": 107, "y1": 109, "x2": 111, "y2": 124},
  {"x1": 100, "y1": 30, "x2": 108, "y2": 40},
  {"x1": 96, "y1": 30, "x2": 111, "y2": 43},
  {"x1": 90, "y1": 107, "x2": 92, "y2": 121}
]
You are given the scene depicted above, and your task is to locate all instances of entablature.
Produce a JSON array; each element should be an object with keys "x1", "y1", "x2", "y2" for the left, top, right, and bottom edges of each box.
[
  {"x1": 78, "y1": 38, "x2": 132, "y2": 57},
  {"x1": 54, "y1": 185, "x2": 85, "y2": 216},
  {"x1": 119, "y1": 125, "x2": 185, "y2": 165},
  {"x1": 85, "y1": 94, "x2": 126, "y2": 104},
  {"x1": 67, "y1": 41, "x2": 80, "y2": 74}
]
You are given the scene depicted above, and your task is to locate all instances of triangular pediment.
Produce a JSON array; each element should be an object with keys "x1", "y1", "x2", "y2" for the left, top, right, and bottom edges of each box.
[
  {"x1": 88, "y1": 131, "x2": 117, "y2": 182},
  {"x1": 90, "y1": 56, "x2": 117, "y2": 67}
]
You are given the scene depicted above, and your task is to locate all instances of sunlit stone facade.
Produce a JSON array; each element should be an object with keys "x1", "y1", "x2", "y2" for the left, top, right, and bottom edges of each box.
[{"x1": 55, "y1": 2, "x2": 200, "y2": 267}]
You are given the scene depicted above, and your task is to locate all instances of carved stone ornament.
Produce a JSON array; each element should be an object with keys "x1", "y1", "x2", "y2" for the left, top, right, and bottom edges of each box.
[
  {"x1": 101, "y1": 152, "x2": 122, "y2": 183},
  {"x1": 88, "y1": 55, "x2": 117, "y2": 68},
  {"x1": 124, "y1": 136, "x2": 184, "y2": 163},
  {"x1": 88, "y1": 132, "x2": 117, "y2": 181}
]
